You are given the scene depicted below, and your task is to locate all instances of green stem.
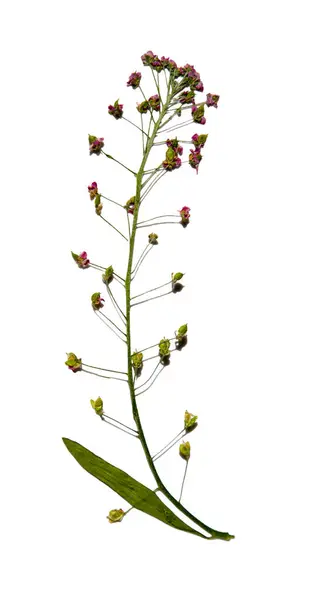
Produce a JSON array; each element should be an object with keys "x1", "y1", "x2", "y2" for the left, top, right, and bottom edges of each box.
[
  {"x1": 124, "y1": 78, "x2": 233, "y2": 541},
  {"x1": 102, "y1": 151, "x2": 137, "y2": 176},
  {"x1": 99, "y1": 215, "x2": 128, "y2": 241}
]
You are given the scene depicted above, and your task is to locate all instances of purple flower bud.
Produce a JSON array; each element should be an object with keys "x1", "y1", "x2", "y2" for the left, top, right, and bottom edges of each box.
[
  {"x1": 189, "y1": 148, "x2": 202, "y2": 174},
  {"x1": 191, "y1": 104, "x2": 206, "y2": 125},
  {"x1": 148, "y1": 94, "x2": 160, "y2": 112},
  {"x1": 206, "y1": 93, "x2": 220, "y2": 108},
  {"x1": 88, "y1": 135, "x2": 104, "y2": 155},
  {"x1": 88, "y1": 181, "x2": 98, "y2": 200},
  {"x1": 178, "y1": 90, "x2": 195, "y2": 105},
  {"x1": 108, "y1": 99, "x2": 123, "y2": 120},
  {"x1": 127, "y1": 71, "x2": 142, "y2": 89},
  {"x1": 191, "y1": 133, "x2": 208, "y2": 148},
  {"x1": 141, "y1": 50, "x2": 156, "y2": 66},
  {"x1": 179, "y1": 206, "x2": 191, "y2": 224},
  {"x1": 136, "y1": 100, "x2": 150, "y2": 114}
]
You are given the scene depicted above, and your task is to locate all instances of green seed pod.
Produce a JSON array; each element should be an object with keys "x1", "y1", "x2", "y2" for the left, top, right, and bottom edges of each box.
[
  {"x1": 172, "y1": 272, "x2": 184, "y2": 282},
  {"x1": 184, "y1": 410, "x2": 198, "y2": 431},
  {"x1": 176, "y1": 323, "x2": 188, "y2": 342},
  {"x1": 102, "y1": 265, "x2": 114, "y2": 284},
  {"x1": 158, "y1": 338, "x2": 171, "y2": 358}
]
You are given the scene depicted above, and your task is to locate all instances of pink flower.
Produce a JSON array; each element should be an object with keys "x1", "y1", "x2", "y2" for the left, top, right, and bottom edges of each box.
[
  {"x1": 206, "y1": 93, "x2": 219, "y2": 108},
  {"x1": 88, "y1": 135, "x2": 104, "y2": 155},
  {"x1": 108, "y1": 100, "x2": 123, "y2": 119},
  {"x1": 179, "y1": 206, "x2": 191, "y2": 225},
  {"x1": 127, "y1": 71, "x2": 142, "y2": 89},
  {"x1": 189, "y1": 148, "x2": 202, "y2": 173},
  {"x1": 148, "y1": 94, "x2": 160, "y2": 112},
  {"x1": 191, "y1": 104, "x2": 206, "y2": 125},
  {"x1": 91, "y1": 292, "x2": 105, "y2": 310},
  {"x1": 71, "y1": 251, "x2": 90, "y2": 268},
  {"x1": 88, "y1": 181, "x2": 98, "y2": 200},
  {"x1": 191, "y1": 133, "x2": 208, "y2": 148}
]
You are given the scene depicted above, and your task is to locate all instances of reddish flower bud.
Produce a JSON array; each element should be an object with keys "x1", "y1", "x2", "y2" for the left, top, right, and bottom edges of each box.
[
  {"x1": 108, "y1": 99, "x2": 123, "y2": 120},
  {"x1": 91, "y1": 292, "x2": 105, "y2": 310},
  {"x1": 88, "y1": 135, "x2": 104, "y2": 155},
  {"x1": 65, "y1": 352, "x2": 82, "y2": 373},
  {"x1": 206, "y1": 93, "x2": 219, "y2": 108},
  {"x1": 179, "y1": 206, "x2": 191, "y2": 225},
  {"x1": 162, "y1": 146, "x2": 182, "y2": 171},
  {"x1": 191, "y1": 104, "x2": 206, "y2": 125},
  {"x1": 124, "y1": 197, "x2": 136, "y2": 214},
  {"x1": 148, "y1": 94, "x2": 160, "y2": 112},
  {"x1": 127, "y1": 71, "x2": 142, "y2": 89},
  {"x1": 191, "y1": 133, "x2": 208, "y2": 148},
  {"x1": 166, "y1": 138, "x2": 183, "y2": 155},
  {"x1": 71, "y1": 251, "x2": 90, "y2": 269},
  {"x1": 141, "y1": 50, "x2": 156, "y2": 66},
  {"x1": 136, "y1": 100, "x2": 150, "y2": 114},
  {"x1": 88, "y1": 181, "x2": 98, "y2": 200},
  {"x1": 189, "y1": 148, "x2": 202, "y2": 173},
  {"x1": 178, "y1": 90, "x2": 195, "y2": 105}
]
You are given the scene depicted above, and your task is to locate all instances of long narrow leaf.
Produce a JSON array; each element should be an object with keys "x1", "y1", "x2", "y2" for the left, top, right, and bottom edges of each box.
[{"x1": 63, "y1": 438, "x2": 207, "y2": 538}]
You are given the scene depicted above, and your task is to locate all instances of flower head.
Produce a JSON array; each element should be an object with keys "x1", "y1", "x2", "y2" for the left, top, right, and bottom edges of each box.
[
  {"x1": 107, "y1": 509, "x2": 125, "y2": 523},
  {"x1": 90, "y1": 396, "x2": 104, "y2": 416},
  {"x1": 65, "y1": 352, "x2": 82, "y2": 373},
  {"x1": 206, "y1": 93, "x2": 219, "y2": 108},
  {"x1": 91, "y1": 292, "x2": 105, "y2": 310},
  {"x1": 88, "y1": 135, "x2": 104, "y2": 155},
  {"x1": 141, "y1": 50, "x2": 157, "y2": 66},
  {"x1": 108, "y1": 99, "x2": 123, "y2": 120},
  {"x1": 127, "y1": 71, "x2": 142, "y2": 89},
  {"x1": 179, "y1": 206, "x2": 191, "y2": 225},
  {"x1": 191, "y1": 104, "x2": 206, "y2": 125},
  {"x1": 71, "y1": 251, "x2": 90, "y2": 269},
  {"x1": 88, "y1": 181, "x2": 98, "y2": 200}
]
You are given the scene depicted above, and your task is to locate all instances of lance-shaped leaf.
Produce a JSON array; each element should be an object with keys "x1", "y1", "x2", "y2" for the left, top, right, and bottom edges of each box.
[{"x1": 63, "y1": 438, "x2": 208, "y2": 538}]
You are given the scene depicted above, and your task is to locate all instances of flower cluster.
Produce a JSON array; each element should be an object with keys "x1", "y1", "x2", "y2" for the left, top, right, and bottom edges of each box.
[
  {"x1": 136, "y1": 95, "x2": 160, "y2": 114},
  {"x1": 91, "y1": 292, "x2": 105, "y2": 310},
  {"x1": 166, "y1": 138, "x2": 183, "y2": 155},
  {"x1": 71, "y1": 251, "x2": 90, "y2": 269},
  {"x1": 88, "y1": 135, "x2": 104, "y2": 155},
  {"x1": 179, "y1": 206, "x2": 190, "y2": 225},
  {"x1": 127, "y1": 71, "x2": 141, "y2": 89},
  {"x1": 65, "y1": 353, "x2": 82, "y2": 373},
  {"x1": 162, "y1": 146, "x2": 182, "y2": 171},
  {"x1": 108, "y1": 100, "x2": 123, "y2": 120},
  {"x1": 88, "y1": 182, "x2": 103, "y2": 215}
]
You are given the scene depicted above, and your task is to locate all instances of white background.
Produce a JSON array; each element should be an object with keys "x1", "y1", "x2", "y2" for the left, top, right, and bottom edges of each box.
[{"x1": 1, "y1": 1, "x2": 321, "y2": 598}]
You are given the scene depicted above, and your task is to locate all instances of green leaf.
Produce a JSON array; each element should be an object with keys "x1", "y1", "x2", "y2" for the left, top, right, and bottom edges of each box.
[{"x1": 62, "y1": 438, "x2": 207, "y2": 538}]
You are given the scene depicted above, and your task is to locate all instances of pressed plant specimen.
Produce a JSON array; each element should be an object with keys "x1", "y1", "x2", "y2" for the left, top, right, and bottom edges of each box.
[{"x1": 64, "y1": 51, "x2": 234, "y2": 541}]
